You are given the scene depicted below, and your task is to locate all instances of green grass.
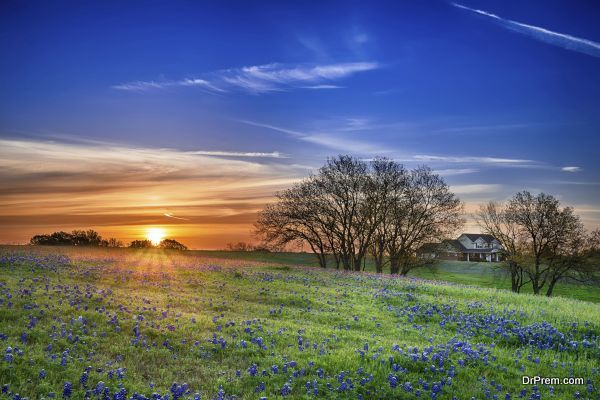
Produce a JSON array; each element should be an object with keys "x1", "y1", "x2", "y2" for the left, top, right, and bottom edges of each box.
[
  {"x1": 190, "y1": 250, "x2": 599, "y2": 303},
  {"x1": 407, "y1": 261, "x2": 600, "y2": 303},
  {"x1": 0, "y1": 246, "x2": 598, "y2": 399}
]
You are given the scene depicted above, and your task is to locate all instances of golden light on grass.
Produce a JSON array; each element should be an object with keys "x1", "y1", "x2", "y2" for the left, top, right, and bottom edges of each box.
[{"x1": 146, "y1": 227, "x2": 165, "y2": 246}]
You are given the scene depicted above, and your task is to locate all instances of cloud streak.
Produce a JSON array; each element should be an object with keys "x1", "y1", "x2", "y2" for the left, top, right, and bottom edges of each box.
[
  {"x1": 240, "y1": 119, "x2": 388, "y2": 154},
  {"x1": 452, "y1": 3, "x2": 600, "y2": 58},
  {"x1": 240, "y1": 119, "x2": 547, "y2": 163},
  {"x1": 112, "y1": 61, "x2": 378, "y2": 94},
  {"x1": 111, "y1": 78, "x2": 224, "y2": 92},
  {"x1": 413, "y1": 155, "x2": 533, "y2": 165},
  {"x1": 186, "y1": 150, "x2": 287, "y2": 158},
  {"x1": 164, "y1": 213, "x2": 189, "y2": 221}
]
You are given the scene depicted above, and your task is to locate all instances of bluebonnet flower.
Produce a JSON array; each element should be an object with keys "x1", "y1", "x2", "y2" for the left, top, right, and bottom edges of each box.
[
  {"x1": 255, "y1": 382, "x2": 265, "y2": 393},
  {"x1": 62, "y1": 382, "x2": 72, "y2": 398}
]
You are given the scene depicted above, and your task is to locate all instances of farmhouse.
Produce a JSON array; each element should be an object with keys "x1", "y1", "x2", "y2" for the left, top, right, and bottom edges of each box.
[{"x1": 418, "y1": 233, "x2": 503, "y2": 262}]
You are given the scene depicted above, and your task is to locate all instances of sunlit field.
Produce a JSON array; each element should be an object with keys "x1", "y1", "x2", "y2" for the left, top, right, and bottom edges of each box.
[{"x1": 0, "y1": 246, "x2": 598, "y2": 399}]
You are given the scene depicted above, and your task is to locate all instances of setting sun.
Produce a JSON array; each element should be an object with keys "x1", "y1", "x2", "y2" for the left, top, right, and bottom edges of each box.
[{"x1": 146, "y1": 228, "x2": 165, "y2": 246}]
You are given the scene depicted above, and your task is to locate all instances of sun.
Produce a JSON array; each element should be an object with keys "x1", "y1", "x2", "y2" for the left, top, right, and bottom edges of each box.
[{"x1": 146, "y1": 228, "x2": 165, "y2": 246}]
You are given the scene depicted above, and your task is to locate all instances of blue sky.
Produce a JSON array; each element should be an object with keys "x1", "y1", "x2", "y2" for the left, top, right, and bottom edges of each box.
[{"x1": 0, "y1": 1, "x2": 599, "y2": 247}]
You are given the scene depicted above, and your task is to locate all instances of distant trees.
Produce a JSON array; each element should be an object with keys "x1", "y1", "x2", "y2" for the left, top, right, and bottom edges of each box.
[
  {"x1": 255, "y1": 155, "x2": 464, "y2": 274},
  {"x1": 478, "y1": 191, "x2": 599, "y2": 296},
  {"x1": 129, "y1": 238, "x2": 188, "y2": 250},
  {"x1": 224, "y1": 242, "x2": 271, "y2": 252},
  {"x1": 129, "y1": 240, "x2": 155, "y2": 249},
  {"x1": 106, "y1": 238, "x2": 123, "y2": 248},
  {"x1": 29, "y1": 230, "x2": 188, "y2": 250},
  {"x1": 30, "y1": 230, "x2": 122, "y2": 247},
  {"x1": 159, "y1": 239, "x2": 188, "y2": 250},
  {"x1": 226, "y1": 242, "x2": 254, "y2": 252}
]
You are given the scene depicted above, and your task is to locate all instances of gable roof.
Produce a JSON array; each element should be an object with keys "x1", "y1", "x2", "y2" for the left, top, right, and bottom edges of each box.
[
  {"x1": 441, "y1": 239, "x2": 467, "y2": 251},
  {"x1": 460, "y1": 233, "x2": 497, "y2": 243},
  {"x1": 416, "y1": 243, "x2": 441, "y2": 253}
]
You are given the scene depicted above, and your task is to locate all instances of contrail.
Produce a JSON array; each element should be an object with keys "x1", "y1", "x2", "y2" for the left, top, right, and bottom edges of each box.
[{"x1": 452, "y1": 2, "x2": 600, "y2": 58}]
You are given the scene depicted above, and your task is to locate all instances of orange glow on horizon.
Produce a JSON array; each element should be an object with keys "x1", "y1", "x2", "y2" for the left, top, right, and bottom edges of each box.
[{"x1": 146, "y1": 228, "x2": 166, "y2": 246}]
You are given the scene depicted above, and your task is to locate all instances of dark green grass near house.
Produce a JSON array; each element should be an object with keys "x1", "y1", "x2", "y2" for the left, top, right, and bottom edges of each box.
[
  {"x1": 407, "y1": 261, "x2": 600, "y2": 304},
  {"x1": 0, "y1": 246, "x2": 598, "y2": 399},
  {"x1": 191, "y1": 250, "x2": 599, "y2": 303}
]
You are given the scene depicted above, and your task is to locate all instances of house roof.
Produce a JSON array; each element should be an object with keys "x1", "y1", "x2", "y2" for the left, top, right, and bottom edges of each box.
[
  {"x1": 416, "y1": 243, "x2": 440, "y2": 253},
  {"x1": 441, "y1": 239, "x2": 467, "y2": 251},
  {"x1": 441, "y1": 239, "x2": 497, "y2": 253},
  {"x1": 459, "y1": 233, "x2": 497, "y2": 243}
]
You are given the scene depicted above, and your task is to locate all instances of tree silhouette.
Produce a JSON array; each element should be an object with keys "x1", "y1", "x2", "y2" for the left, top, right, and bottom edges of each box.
[
  {"x1": 128, "y1": 240, "x2": 154, "y2": 249},
  {"x1": 159, "y1": 239, "x2": 188, "y2": 250}
]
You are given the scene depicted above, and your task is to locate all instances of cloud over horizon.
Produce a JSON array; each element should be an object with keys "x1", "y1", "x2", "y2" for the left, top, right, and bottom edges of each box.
[{"x1": 0, "y1": 138, "x2": 306, "y2": 247}]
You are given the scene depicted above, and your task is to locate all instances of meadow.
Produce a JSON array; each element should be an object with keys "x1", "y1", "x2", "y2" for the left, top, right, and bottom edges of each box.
[
  {"x1": 189, "y1": 251, "x2": 599, "y2": 303},
  {"x1": 0, "y1": 246, "x2": 598, "y2": 399}
]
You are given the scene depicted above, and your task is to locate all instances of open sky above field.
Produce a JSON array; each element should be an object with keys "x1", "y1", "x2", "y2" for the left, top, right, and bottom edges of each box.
[{"x1": 1, "y1": 1, "x2": 599, "y2": 248}]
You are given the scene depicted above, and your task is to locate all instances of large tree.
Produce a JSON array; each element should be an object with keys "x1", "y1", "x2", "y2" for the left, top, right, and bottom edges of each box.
[
  {"x1": 542, "y1": 226, "x2": 599, "y2": 296},
  {"x1": 311, "y1": 156, "x2": 406, "y2": 271},
  {"x1": 477, "y1": 201, "x2": 528, "y2": 293},
  {"x1": 255, "y1": 178, "x2": 334, "y2": 268},
  {"x1": 382, "y1": 166, "x2": 463, "y2": 275},
  {"x1": 256, "y1": 156, "x2": 463, "y2": 274},
  {"x1": 506, "y1": 191, "x2": 585, "y2": 295}
]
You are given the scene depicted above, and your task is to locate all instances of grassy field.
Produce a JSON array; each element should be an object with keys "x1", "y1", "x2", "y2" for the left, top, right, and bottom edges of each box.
[
  {"x1": 0, "y1": 246, "x2": 598, "y2": 399},
  {"x1": 189, "y1": 250, "x2": 600, "y2": 303}
]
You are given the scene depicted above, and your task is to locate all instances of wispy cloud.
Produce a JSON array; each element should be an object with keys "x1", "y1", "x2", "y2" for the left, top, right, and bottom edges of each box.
[
  {"x1": 239, "y1": 119, "x2": 388, "y2": 154},
  {"x1": 452, "y1": 3, "x2": 600, "y2": 58},
  {"x1": 301, "y1": 84, "x2": 344, "y2": 89},
  {"x1": 240, "y1": 119, "x2": 548, "y2": 163},
  {"x1": 413, "y1": 155, "x2": 533, "y2": 165},
  {"x1": 112, "y1": 78, "x2": 224, "y2": 92},
  {"x1": 113, "y1": 61, "x2": 378, "y2": 94},
  {"x1": 452, "y1": 184, "x2": 503, "y2": 195},
  {"x1": 164, "y1": 213, "x2": 189, "y2": 221},
  {"x1": 561, "y1": 166, "x2": 582, "y2": 172},
  {"x1": 434, "y1": 168, "x2": 478, "y2": 176},
  {"x1": 186, "y1": 150, "x2": 287, "y2": 158}
]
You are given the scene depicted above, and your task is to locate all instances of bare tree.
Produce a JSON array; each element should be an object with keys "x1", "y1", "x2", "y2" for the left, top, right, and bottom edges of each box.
[
  {"x1": 313, "y1": 156, "x2": 400, "y2": 271},
  {"x1": 256, "y1": 157, "x2": 462, "y2": 274},
  {"x1": 506, "y1": 191, "x2": 584, "y2": 295},
  {"x1": 542, "y1": 223, "x2": 599, "y2": 297},
  {"x1": 476, "y1": 201, "x2": 528, "y2": 293},
  {"x1": 369, "y1": 161, "x2": 406, "y2": 273},
  {"x1": 255, "y1": 179, "x2": 332, "y2": 268},
  {"x1": 384, "y1": 166, "x2": 464, "y2": 275}
]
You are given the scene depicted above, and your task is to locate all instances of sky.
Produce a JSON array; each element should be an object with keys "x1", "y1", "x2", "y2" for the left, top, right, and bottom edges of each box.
[{"x1": 1, "y1": 0, "x2": 599, "y2": 249}]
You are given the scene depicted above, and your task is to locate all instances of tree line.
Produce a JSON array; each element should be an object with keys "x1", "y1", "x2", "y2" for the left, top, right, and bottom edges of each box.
[
  {"x1": 30, "y1": 230, "x2": 123, "y2": 247},
  {"x1": 30, "y1": 230, "x2": 188, "y2": 250},
  {"x1": 255, "y1": 155, "x2": 599, "y2": 296},
  {"x1": 255, "y1": 155, "x2": 464, "y2": 274}
]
